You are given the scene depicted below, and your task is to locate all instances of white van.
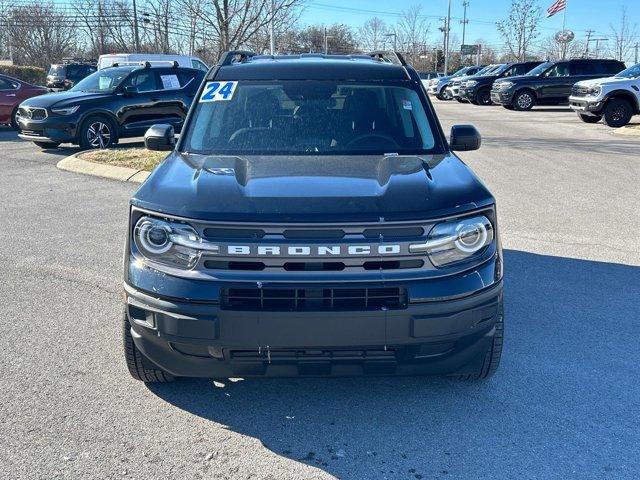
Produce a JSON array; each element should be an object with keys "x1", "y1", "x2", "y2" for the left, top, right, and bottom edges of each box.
[{"x1": 98, "y1": 54, "x2": 209, "y2": 72}]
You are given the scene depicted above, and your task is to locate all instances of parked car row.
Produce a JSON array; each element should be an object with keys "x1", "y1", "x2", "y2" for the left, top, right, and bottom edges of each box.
[{"x1": 427, "y1": 58, "x2": 640, "y2": 128}]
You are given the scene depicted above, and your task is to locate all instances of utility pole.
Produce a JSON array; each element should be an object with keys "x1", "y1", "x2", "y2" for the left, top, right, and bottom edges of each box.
[
  {"x1": 593, "y1": 38, "x2": 608, "y2": 58},
  {"x1": 460, "y1": 1, "x2": 469, "y2": 50},
  {"x1": 443, "y1": 0, "x2": 452, "y2": 75},
  {"x1": 385, "y1": 32, "x2": 397, "y2": 51},
  {"x1": 132, "y1": 0, "x2": 140, "y2": 51},
  {"x1": 269, "y1": 0, "x2": 275, "y2": 55},
  {"x1": 584, "y1": 29, "x2": 594, "y2": 57}
]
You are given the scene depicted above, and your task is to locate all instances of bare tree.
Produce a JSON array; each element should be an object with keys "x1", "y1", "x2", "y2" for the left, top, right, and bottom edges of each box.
[
  {"x1": 7, "y1": 3, "x2": 77, "y2": 68},
  {"x1": 73, "y1": 0, "x2": 111, "y2": 57},
  {"x1": 358, "y1": 17, "x2": 388, "y2": 52},
  {"x1": 610, "y1": 7, "x2": 638, "y2": 62},
  {"x1": 175, "y1": 0, "x2": 302, "y2": 59},
  {"x1": 496, "y1": 0, "x2": 543, "y2": 61},
  {"x1": 294, "y1": 24, "x2": 358, "y2": 54}
]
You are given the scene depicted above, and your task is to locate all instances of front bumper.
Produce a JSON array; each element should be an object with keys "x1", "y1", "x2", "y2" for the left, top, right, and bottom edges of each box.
[
  {"x1": 17, "y1": 115, "x2": 78, "y2": 144},
  {"x1": 490, "y1": 89, "x2": 513, "y2": 105},
  {"x1": 124, "y1": 263, "x2": 503, "y2": 378},
  {"x1": 568, "y1": 96, "x2": 604, "y2": 114}
]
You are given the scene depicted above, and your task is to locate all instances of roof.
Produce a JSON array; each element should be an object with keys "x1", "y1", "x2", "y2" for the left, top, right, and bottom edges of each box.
[{"x1": 213, "y1": 54, "x2": 412, "y2": 81}]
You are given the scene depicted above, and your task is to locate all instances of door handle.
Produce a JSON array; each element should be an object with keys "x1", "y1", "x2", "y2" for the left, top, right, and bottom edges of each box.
[{"x1": 6, "y1": 93, "x2": 16, "y2": 97}]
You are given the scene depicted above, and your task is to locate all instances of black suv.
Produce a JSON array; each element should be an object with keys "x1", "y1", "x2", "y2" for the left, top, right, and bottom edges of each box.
[
  {"x1": 459, "y1": 61, "x2": 542, "y2": 105},
  {"x1": 18, "y1": 63, "x2": 205, "y2": 149},
  {"x1": 123, "y1": 51, "x2": 504, "y2": 383},
  {"x1": 491, "y1": 59, "x2": 626, "y2": 110},
  {"x1": 47, "y1": 61, "x2": 97, "y2": 91}
]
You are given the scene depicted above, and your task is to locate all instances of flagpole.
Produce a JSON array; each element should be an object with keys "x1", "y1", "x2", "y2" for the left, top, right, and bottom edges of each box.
[{"x1": 561, "y1": 0, "x2": 567, "y2": 59}]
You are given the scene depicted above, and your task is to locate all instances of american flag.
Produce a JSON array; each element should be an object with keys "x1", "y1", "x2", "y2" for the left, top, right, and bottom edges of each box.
[{"x1": 546, "y1": 0, "x2": 566, "y2": 17}]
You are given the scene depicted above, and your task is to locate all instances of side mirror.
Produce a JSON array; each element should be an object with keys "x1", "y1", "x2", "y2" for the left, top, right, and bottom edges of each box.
[
  {"x1": 123, "y1": 85, "x2": 138, "y2": 96},
  {"x1": 144, "y1": 124, "x2": 175, "y2": 151},
  {"x1": 450, "y1": 125, "x2": 481, "y2": 151}
]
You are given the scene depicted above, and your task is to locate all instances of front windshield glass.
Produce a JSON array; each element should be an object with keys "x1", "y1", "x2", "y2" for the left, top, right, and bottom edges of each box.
[
  {"x1": 48, "y1": 65, "x2": 65, "y2": 75},
  {"x1": 182, "y1": 81, "x2": 437, "y2": 156},
  {"x1": 473, "y1": 65, "x2": 494, "y2": 76},
  {"x1": 526, "y1": 62, "x2": 553, "y2": 76},
  {"x1": 615, "y1": 64, "x2": 640, "y2": 78},
  {"x1": 70, "y1": 68, "x2": 132, "y2": 93},
  {"x1": 451, "y1": 67, "x2": 469, "y2": 77},
  {"x1": 489, "y1": 64, "x2": 510, "y2": 76}
]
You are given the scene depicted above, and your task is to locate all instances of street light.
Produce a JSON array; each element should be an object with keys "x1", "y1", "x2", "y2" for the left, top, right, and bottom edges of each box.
[{"x1": 385, "y1": 33, "x2": 397, "y2": 51}]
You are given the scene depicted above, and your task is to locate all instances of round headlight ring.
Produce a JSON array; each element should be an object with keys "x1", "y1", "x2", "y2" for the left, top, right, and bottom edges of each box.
[
  {"x1": 138, "y1": 219, "x2": 173, "y2": 254},
  {"x1": 454, "y1": 221, "x2": 488, "y2": 253}
]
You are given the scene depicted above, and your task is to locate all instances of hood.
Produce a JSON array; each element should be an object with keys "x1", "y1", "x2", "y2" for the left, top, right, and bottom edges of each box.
[
  {"x1": 575, "y1": 76, "x2": 635, "y2": 88},
  {"x1": 132, "y1": 153, "x2": 494, "y2": 223},
  {"x1": 19, "y1": 90, "x2": 109, "y2": 108}
]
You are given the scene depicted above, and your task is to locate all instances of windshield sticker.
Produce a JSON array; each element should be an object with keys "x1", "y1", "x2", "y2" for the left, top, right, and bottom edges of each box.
[
  {"x1": 160, "y1": 74, "x2": 181, "y2": 90},
  {"x1": 98, "y1": 76, "x2": 112, "y2": 90},
  {"x1": 402, "y1": 99, "x2": 413, "y2": 110},
  {"x1": 200, "y1": 81, "x2": 238, "y2": 102}
]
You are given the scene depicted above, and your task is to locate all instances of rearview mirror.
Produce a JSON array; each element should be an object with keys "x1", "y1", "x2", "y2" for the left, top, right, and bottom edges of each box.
[
  {"x1": 450, "y1": 125, "x2": 481, "y2": 151},
  {"x1": 123, "y1": 85, "x2": 138, "y2": 96},
  {"x1": 144, "y1": 124, "x2": 175, "y2": 152}
]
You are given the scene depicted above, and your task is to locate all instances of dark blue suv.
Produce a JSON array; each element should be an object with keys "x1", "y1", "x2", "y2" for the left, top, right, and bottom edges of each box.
[{"x1": 123, "y1": 51, "x2": 504, "y2": 382}]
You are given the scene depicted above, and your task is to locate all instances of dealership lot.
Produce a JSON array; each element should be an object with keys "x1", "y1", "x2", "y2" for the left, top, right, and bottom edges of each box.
[{"x1": 1, "y1": 101, "x2": 639, "y2": 479}]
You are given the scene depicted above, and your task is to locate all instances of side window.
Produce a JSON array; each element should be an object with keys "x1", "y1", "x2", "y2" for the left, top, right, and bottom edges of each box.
[
  {"x1": 192, "y1": 59, "x2": 209, "y2": 72},
  {"x1": 124, "y1": 71, "x2": 159, "y2": 92},
  {"x1": 158, "y1": 70, "x2": 199, "y2": 90},
  {"x1": 544, "y1": 63, "x2": 570, "y2": 77},
  {"x1": 571, "y1": 61, "x2": 593, "y2": 76},
  {"x1": 603, "y1": 62, "x2": 624, "y2": 75},
  {"x1": 0, "y1": 78, "x2": 18, "y2": 90},
  {"x1": 501, "y1": 66, "x2": 519, "y2": 77}
]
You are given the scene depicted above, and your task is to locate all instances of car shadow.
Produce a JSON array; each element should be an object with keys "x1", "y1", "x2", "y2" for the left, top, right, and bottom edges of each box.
[{"x1": 146, "y1": 250, "x2": 640, "y2": 479}]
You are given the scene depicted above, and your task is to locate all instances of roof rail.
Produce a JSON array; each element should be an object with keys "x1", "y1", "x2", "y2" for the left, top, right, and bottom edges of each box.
[
  {"x1": 218, "y1": 50, "x2": 257, "y2": 66},
  {"x1": 368, "y1": 51, "x2": 408, "y2": 66},
  {"x1": 110, "y1": 60, "x2": 180, "y2": 68}
]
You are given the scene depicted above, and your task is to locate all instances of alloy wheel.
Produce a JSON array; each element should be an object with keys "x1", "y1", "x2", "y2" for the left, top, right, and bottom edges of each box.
[
  {"x1": 517, "y1": 93, "x2": 533, "y2": 110},
  {"x1": 86, "y1": 121, "x2": 112, "y2": 149}
]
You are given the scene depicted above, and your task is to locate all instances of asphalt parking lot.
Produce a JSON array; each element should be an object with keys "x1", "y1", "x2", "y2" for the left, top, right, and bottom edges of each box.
[{"x1": 1, "y1": 102, "x2": 639, "y2": 479}]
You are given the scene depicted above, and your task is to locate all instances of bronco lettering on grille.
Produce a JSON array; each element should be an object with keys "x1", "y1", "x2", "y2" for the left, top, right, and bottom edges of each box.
[{"x1": 227, "y1": 245, "x2": 402, "y2": 256}]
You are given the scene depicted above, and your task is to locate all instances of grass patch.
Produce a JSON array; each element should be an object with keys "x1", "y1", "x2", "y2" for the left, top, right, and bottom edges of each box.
[{"x1": 77, "y1": 148, "x2": 168, "y2": 171}]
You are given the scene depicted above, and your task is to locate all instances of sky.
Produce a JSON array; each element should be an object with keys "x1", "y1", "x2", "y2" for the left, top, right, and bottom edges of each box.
[{"x1": 298, "y1": 0, "x2": 640, "y2": 58}]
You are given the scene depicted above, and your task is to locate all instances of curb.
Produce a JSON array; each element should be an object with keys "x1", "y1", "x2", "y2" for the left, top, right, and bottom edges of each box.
[
  {"x1": 613, "y1": 125, "x2": 640, "y2": 136},
  {"x1": 56, "y1": 154, "x2": 151, "y2": 184}
]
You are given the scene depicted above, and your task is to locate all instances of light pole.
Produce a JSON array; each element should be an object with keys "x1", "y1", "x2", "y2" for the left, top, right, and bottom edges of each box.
[
  {"x1": 384, "y1": 33, "x2": 397, "y2": 51},
  {"x1": 443, "y1": 0, "x2": 452, "y2": 75},
  {"x1": 269, "y1": 0, "x2": 275, "y2": 55},
  {"x1": 324, "y1": 28, "x2": 334, "y2": 54},
  {"x1": 132, "y1": 0, "x2": 140, "y2": 51}
]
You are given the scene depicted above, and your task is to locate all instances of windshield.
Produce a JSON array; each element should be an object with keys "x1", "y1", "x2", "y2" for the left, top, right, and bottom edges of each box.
[
  {"x1": 473, "y1": 66, "x2": 493, "y2": 76},
  {"x1": 526, "y1": 62, "x2": 553, "y2": 76},
  {"x1": 489, "y1": 64, "x2": 510, "y2": 76},
  {"x1": 70, "y1": 68, "x2": 132, "y2": 93},
  {"x1": 48, "y1": 65, "x2": 65, "y2": 75},
  {"x1": 181, "y1": 81, "x2": 438, "y2": 156},
  {"x1": 615, "y1": 64, "x2": 640, "y2": 78},
  {"x1": 451, "y1": 67, "x2": 470, "y2": 77}
]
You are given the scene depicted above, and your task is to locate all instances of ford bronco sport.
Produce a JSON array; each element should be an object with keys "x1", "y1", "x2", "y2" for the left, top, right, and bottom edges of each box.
[{"x1": 123, "y1": 51, "x2": 504, "y2": 382}]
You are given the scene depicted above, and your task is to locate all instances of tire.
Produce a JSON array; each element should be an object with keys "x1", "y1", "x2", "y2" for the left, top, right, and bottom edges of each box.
[
  {"x1": 602, "y1": 98, "x2": 633, "y2": 128},
  {"x1": 475, "y1": 88, "x2": 492, "y2": 106},
  {"x1": 34, "y1": 141, "x2": 61, "y2": 149},
  {"x1": 78, "y1": 115, "x2": 116, "y2": 150},
  {"x1": 454, "y1": 304, "x2": 504, "y2": 380},
  {"x1": 513, "y1": 90, "x2": 535, "y2": 111},
  {"x1": 10, "y1": 107, "x2": 19, "y2": 130},
  {"x1": 503, "y1": 104, "x2": 515, "y2": 110},
  {"x1": 455, "y1": 97, "x2": 466, "y2": 103},
  {"x1": 123, "y1": 310, "x2": 175, "y2": 383},
  {"x1": 578, "y1": 113, "x2": 602, "y2": 124}
]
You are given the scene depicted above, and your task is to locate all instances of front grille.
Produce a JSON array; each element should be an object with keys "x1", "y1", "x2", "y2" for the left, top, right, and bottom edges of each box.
[
  {"x1": 18, "y1": 107, "x2": 47, "y2": 120},
  {"x1": 571, "y1": 85, "x2": 589, "y2": 97},
  {"x1": 221, "y1": 286, "x2": 407, "y2": 311}
]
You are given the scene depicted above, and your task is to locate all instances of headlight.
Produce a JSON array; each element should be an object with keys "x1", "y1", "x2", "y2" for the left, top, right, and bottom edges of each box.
[
  {"x1": 409, "y1": 215, "x2": 494, "y2": 267},
  {"x1": 466, "y1": 80, "x2": 478, "y2": 87},
  {"x1": 133, "y1": 216, "x2": 202, "y2": 269},
  {"x1": 499, "y1": 81, "x2": 514, "y2": 89},
  {"x1": 587, "y1": 86, "x2": 601, "y2": 97},
  {"x1": 51, "y1": 105, "x2": 80, "y2": 115}
]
